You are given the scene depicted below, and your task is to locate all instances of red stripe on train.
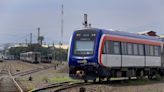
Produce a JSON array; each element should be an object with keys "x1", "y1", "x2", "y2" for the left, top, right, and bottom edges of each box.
[{"x1": 108, "y1": 35, "x2": 161, "y2": 46}]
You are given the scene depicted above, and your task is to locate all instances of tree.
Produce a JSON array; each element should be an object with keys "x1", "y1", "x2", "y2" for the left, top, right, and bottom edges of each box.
[{"x1": 38, "y1": 36, "x2": 44, "y2": 45}]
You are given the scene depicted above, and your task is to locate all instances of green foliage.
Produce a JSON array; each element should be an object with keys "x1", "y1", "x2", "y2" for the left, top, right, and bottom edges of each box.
[
  {"x1": 8, "y1": 47, "x2": 29, "y2": 59},
  {"x1": 8, "y1": 44, "x2": 68, "y2": 61},
  {"x1": 154, "y1": 74, "x2": 162, "y2": 81},
  {"x1": 52, "y1": 48, "x2": 68, "y2": 61},
  {"x1": 38, "y1": 36, "x2": 44, "y2": 45},
  {"x1": 42, "y1": 76, "x2": 49, "y2": 83}
]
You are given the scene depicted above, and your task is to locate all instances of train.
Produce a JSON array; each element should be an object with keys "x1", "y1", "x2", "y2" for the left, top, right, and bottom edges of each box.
[
  {"x1": 68, "y1": 28, "x2": 164, "y2": 82},
  {"x1": 20, "y1": 51, "x2": 52, "y2": 63},
  {"x1": 20, "y1": 52, "x2": 41, "y2": 63},
  {"x1": 41, "y1": 55, "x2": 52, "y2": 63}
]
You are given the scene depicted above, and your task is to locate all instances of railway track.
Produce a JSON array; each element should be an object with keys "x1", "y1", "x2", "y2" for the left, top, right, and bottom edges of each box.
[
  {"x1": 30, "y1": 81, "x2": 93, "y2": 92},
  {"x1": 8, "y1": 60, "x2": 56, "y2": 77},
  {"x1": 53, "y1": 82, "x2": 93, "y2": 92},
  {"x1": 0, "y1": 61, "x2": 24, "y2": 92},
  {"x1": 29, "y1": 78, "x2": 139, "y2": 92},
  {"x1": 12, "y1": 65, "x2": 55, "y2": 77}
]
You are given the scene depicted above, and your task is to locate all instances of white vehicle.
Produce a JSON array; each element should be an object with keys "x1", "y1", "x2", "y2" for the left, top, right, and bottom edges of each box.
[{"x1": 20, "y1": 52, "x2": 41, "y2": 63}]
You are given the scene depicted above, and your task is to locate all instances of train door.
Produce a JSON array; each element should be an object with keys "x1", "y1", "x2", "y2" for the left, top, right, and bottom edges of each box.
[
  {"x1": 108, "y1": 41, "x2": 121, "y2": 67},
  {"x1": 102, "y1": 40, "x2": 121, "y2": 67},
  {"x1": 145, "y1": 45, "x2": 161, "y2": 67}
]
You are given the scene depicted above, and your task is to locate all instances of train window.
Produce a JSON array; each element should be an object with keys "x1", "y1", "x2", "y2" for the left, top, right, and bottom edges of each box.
[
  {"x1": 154, "y1": 46, "x2": 160, "y2": 56},
  {"x1": 127, "y1": 43, "x2": 133, "y2": 55},
  {"x1": 133, "y1": 44, "x2": 138, "y2": 55},
  {"x1": 121, "y1": 42, "x2": 127, "y2": 55},
  {"x1": 159, "y1": 46, "x2": 161, "y2": 56},
  {"x1": 109, "y1": 41, "x2": 114, "y2": 54},
  {"x1": 103, "y1": 41, "x2": 109, "y2": 54},
  {"x1": 113, "y1": 42, "x2": 120, "y2": 54},
  {"x1": 150, "y1": 46, "x2": 154, "y2": 56},
  {"x1": 74, "y1": 40, "x2": 94, "y2": 55},
  {"x1": 145, "y1": 45, "x2": 150, "y2": 56},
  {"x1": 138, "y1": 44, "x2": 144, "y2": 56}
]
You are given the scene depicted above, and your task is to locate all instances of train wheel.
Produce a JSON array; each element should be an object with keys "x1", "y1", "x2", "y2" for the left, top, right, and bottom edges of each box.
[
  {"x1": 140, "y1": 70, "x2": 144, "y2": 79},
  {"x1": 93, "y1": 79, "x2": 96, "y2": 83},
  {"x1": 107, "y1": 77, "x2": 111, "y2": 82},
  {"x1": 136, "y1": 70, "x2": 144, "y2": 80},
  {"x1": 99, "y1": 77, "x2": 103, "y2": 83},
  {"x1": 84, "y1": 80, "x2": 88, "y2": 83}
]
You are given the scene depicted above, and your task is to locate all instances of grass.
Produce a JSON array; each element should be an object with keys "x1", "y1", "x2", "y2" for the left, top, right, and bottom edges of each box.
[
  {"x1": 27, "y1": 84, "x2": 35, "y2": 91},
  {"x1": 49, "y1": 77, "x2": 79, "y2": 83},
  {"x1": 119, "y1": 79, "x2": 150, "y2": 85}
]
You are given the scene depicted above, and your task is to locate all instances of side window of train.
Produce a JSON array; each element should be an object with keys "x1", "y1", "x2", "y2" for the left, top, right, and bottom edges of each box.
[
  {"x1": 102, "y1": 41, "x2": 121, "y2": 55},
  {"x1": 150, "y1": 45, "x2": 154, "y2": 56},
  {"x1": 145, "y1": 45, "x2": 150, "y2": 56},
  {"x1": 121, "y1": 42, "x2": 127, "y2": 55},
  {"x1": 145, "y1": 45, "x2": 161, "y2": 56},
  {"x1": 127, "y1": 43, "x2": 133, "y2": 55},
  {"x1": 113, "y1": 41, "x2": 120, "y2": 54},
  {"x1": 133, "y1": 44, "x2": 139, "y2": 55},
  {"x1": 109, "y1": 41, "x2": 114, "y2": 54},
  {"x1": 154, "y1": 46, "x2": 160, "y2": 56},
  {"x1": 138, "y1": 44, "x2": 144, "y2": 56},
  {"x1": 159, "y1": 46, "x2": 161, "y2": 56},
  {"x1": 103, "y1": 40, "x2": 109, "y2": 54}
]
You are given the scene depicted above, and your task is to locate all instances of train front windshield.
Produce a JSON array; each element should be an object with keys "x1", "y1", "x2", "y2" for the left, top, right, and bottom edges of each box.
[
  {"x1": 74, "y1": 40, "x2": 94, "y2": 55},
  {"x1": 73, "y1": 29, "x2": 97, "y2": 56}
]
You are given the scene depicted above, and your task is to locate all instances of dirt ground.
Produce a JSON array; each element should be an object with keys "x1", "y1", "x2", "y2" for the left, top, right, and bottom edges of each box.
[
  {"x1": 66, "y1": 82, "x2": 164, "y2": 92},
  {"x1": 2, "y1": 60, "x2": 164, "y2": 92},
  {"x1": 0, "y1": 60, "x2": 69, "y2": 91}
]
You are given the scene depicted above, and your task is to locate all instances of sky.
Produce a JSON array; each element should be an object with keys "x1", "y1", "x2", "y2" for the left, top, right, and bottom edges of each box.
[{"x1": 0, "y1": 0, "x2": 164, "y2": 45}]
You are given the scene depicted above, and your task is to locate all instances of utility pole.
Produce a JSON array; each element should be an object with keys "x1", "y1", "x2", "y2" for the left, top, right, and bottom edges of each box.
[
  {"x1": 30, "y1": 33, "x2": 32, "y2": 44},
  {"x1": 59, "y1": 1, "x2": 64, "y2": 63},
  {"x1": 25, "y1": 38, "x2": 27, "y2": 45},
  {"x1": 61, "y1": 3, "x2": 64, "y2": 45},
  {"x1": 37, "y1": 27, "x2": 40, "y2": 44}
]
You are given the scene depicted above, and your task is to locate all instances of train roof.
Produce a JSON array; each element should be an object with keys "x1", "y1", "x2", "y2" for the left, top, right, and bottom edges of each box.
[
  {"x1": 104, "y1": 30, "x2": 161, "y2": 41},
  {"x1": 76, "y1": 28, "x2": 161, "y2": 42}
]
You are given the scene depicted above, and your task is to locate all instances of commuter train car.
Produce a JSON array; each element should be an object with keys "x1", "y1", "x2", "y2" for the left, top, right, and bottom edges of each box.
[
  {"x1": 68, "y1": 28, "x2": 164, "y2": 82},
  {"x1": 20, "y1": 52, "x2": 41, "y2": 63},
  {"x1": 41, "y1": 55, "x2": 52, "y2": 63}
]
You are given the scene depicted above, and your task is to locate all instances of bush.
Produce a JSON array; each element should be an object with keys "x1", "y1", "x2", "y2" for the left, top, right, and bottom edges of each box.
[{"x1": 154, "y1": 74, "x2": 162, "y2": 81}]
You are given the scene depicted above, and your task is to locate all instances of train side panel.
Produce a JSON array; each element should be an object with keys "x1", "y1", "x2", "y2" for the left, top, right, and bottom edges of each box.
[
  {"x1": 102, "y1": 55, "x2": 121, "y2": 67},
  {"x1": 99, "y1": 34, "x2": 162, "y2": 68},
  {"x1": 146, "y1": 56, "x2": 161, "y2": 66},
  {"x1": 122, "y1": 55, "x2": 145, "y2": 67}
]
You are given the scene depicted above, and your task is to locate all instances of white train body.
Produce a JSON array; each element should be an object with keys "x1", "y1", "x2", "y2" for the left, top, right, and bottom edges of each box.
[
  {"x1": 20, "y1": 52, "x2": 41, "y2": 63},
  {"x1": 68, "y1": 28, "x2": 164, "y2": 81}
]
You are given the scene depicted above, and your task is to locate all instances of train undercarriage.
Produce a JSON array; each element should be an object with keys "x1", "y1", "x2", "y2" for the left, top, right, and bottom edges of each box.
[{"x1": 69, "y1": 65, "x2": 164, "y2": 82}]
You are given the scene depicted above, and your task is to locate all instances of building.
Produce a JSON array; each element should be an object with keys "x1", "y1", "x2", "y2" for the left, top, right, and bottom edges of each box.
[{"x1": 137, "y1": 31, "x2": 157, "y2": 36}]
